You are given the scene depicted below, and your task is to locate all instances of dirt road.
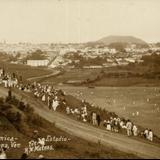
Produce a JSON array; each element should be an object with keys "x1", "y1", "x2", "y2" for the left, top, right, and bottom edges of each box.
[
  {"x1": 0, "y1": 86, "x2": 160, "y2": 159},
  {"x1": 27, "y1": 69, "x2": 61, "y2": 82}
]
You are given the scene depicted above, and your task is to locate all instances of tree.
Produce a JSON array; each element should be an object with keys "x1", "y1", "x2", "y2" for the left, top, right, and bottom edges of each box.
[{"x1": 25, "y1": 49, "x2": 47, "y2": 61}]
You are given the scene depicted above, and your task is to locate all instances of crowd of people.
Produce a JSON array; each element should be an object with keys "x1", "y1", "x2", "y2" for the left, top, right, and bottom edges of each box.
[{"x1": 0, "y1": 67, "x2": 155, "y2": 143}]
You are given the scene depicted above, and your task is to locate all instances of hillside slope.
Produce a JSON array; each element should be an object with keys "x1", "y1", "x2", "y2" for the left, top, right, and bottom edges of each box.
[
  {"x1": 1, "y1": 87, "x2": 160, "y2": 159},
  {"x1": 97, "y1": 35, "x2": 147, "y2": 45},
  {"x1": 0, "y1": 93, "x2": 139, "y2": 159}
]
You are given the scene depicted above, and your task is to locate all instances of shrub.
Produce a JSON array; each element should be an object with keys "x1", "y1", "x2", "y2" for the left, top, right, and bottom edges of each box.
[
  {"x1": 24, "y1": 104, "x2": 34, "y2": 114},
  {"x1": 0, "y1": 97, "x2": 4, "y2": 104},
  {"x1": 18, "y1": 101, "x2": 26, "y2": 111},
  {"x1": 6, "y1": 111, "x2": 22, "y2": 123},
  {"x1": 27, "y1": 114, "x2": 43, "y2": 127},
  {"x1": 5, "y1": 96, "x2": 19, "y2": 106},
  {"x1": 6, "y1": 111, "x2": 18, "y2": 122},
  {"x1": 0, "y1": 104, "x2": 12, "y2": 111}
]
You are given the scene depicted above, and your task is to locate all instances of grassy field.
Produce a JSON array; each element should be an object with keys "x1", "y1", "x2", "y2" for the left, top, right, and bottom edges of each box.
[
  {"x1": 55, "y1": 86, "x2": 160, "y2": 136},
  {"x1": 92, "y1": 77, "x2": 160, "y2": 87},
  {"x1": 0, "y1": 95, "x2": 139, "y2": 159},
  {"x1": 42, "y1": 68, "x2": 102, "y2": 85},
  {"x1": 41, "y1": 67, "x2": 160, "y2": 86}
]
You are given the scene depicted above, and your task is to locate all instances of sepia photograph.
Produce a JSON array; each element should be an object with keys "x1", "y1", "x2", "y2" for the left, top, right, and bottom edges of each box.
[{"x1": 0, "y1": 0, "x2": 160, "y2": 159}]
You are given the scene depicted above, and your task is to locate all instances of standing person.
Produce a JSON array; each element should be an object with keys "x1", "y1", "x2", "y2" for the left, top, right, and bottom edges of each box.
[
  {"x1": 3, "y1": 76, "x2": 8, "y2": 88},
  {"x1": 0, "y1": 68, "x2": 3, "y2": 77},
  {"x1": 42, "y1": 94, "x2": 46, "y2": 102},
  {"x1": 148, "y1": 129, "x2": 153, "y2": 141},
  {"x1": 110, "y1": 117, "x2": 114, "y2": 132},
  {"x1": 144, "y1": 128, "x2": 149, "y2": 139},
  {"x1": 12, "y1": 72, "x2": 16, "y2": 79},
  {"x1": 132, "y1": 124, "x2": 138, "y2": 136},
  {"x1": 49, "y1": 97, "x2": 52, "y2": 110},
  {"x1": 106, "y1": 120, "x2": 111, "y2": 131},
  {"x1": 126, "y1": 120, "x2": 132, "y2": 136},
  {"x1": 97, "y1": 114, "x2": 101, "y2": 127},
  {"x1": 114, "y1": 118, "x2": 119, "y2": 133},
  {"x1": 66, "y1": 106, "x2": 70, "y2": 115},
  {"x1": 52, "y1": 98, "x2": 59, "y2": 111},
  {"x1": 2, "y1": 68, "x2": 5, "y2": 76},
  {"x1": 47, "y1": 95, "x2": 50, "y2": 107},
  {"x1": 0, "y1": 147, "x2": 7, "y2": 159},
  {"x1": 8, "y1": 87, "x2": 12, "y2": 99},
  {"x1": 92, "y1": 112, "x2": 97, "y2": 126}
]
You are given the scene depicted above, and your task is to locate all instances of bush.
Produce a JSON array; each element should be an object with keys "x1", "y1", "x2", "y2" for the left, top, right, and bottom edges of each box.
[
  {"x1": 24, "y1": 104, "x2": 34, "y2": 114},
  {"x1": 18, "y1": 101, "x2": 26, "y2": 111},
  {"x1": 5, "y1": 96, "x2": 19, "y2": 106},
  {"x1": 27, "y1": 114, "x2": 43, "y2": 127},
  {"x1": 6, "y1": 111, "x2": 22, "y2": 123},
  {"x1": 0, "y1": 97, "x2": 4, "y2": 104},
  {"x1": 0, "y1": 104, "x2": 12, "y2": 111}
]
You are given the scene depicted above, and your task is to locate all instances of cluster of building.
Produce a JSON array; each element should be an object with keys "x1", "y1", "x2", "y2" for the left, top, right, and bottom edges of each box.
[{"x1": 1, "y1": 42, "x2": 160, "y2": 69}]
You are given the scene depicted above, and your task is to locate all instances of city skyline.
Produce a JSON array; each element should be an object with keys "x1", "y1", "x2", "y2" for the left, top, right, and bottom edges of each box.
[{"x1": 0, "y1": 0, "x2": 160, "y2": 43}]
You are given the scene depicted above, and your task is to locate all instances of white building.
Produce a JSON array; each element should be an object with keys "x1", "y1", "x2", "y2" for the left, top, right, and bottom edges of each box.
[{"x1": 27, "y1": 60, "x2": 49, "y2": 67}]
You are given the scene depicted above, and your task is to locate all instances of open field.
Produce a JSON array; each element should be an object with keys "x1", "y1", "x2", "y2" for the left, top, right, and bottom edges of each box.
[
  {"x1": 42, "y1": 68, "x2": 102, "y2": 85},
  {"x1": 92, "y1": 77, "x2": 160, "y2": 87},
  {"x1": 55, "y1": 86, "x2": 160, "y2": 136},
  {"x1": 41, "y1": 68, "x2": 160, "y2": 86}
]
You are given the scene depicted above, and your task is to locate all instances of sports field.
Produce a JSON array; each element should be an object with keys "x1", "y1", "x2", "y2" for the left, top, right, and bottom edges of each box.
[{"x1": 55, "y1": 86, "x2": 160, "y2": 136}]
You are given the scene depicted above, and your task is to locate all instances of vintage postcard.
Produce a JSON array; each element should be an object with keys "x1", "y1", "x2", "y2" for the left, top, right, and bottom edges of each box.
[{"x1": 0, "y1": 0, "x2": 160, "y2": 159}]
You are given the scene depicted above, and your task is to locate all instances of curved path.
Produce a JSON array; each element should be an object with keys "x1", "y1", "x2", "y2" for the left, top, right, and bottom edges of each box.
[
  {"x1": 0, "y1": 86, "x2": 160, "y2": 159},
  {"x1": 27, "y1": 69, "x2": 61, "y2": 82}
]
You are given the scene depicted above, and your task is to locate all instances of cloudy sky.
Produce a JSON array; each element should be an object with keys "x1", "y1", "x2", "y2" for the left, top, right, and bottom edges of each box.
[{"x1": 0, "y1": 0, "x2": 160, "y2": 43}]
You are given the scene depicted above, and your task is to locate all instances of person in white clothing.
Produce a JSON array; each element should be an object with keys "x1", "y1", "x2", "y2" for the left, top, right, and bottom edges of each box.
[
  {"x1": 106, "y1": 120, "x2": 111, "y2": 131},
  {"x1": 66, "y1": 106, "x2": 70, "y2": 114},
  {"x1": 148, "y1": 129, "x2": 153, "y2": 141},
  {"x1": 126, "y1": 120, "x2": 132, "y2": 136},
  {"x1": 42, "y1": 94, "x2": 46, "y2": 102},
  {"x1": 52, "y1": 99, "x2": 59, "y2": 111},
  {"x1": 92, "y1": 112, "x2": 97, "y2": 126},
  {"x1": 144, "y1": 128, "x2": 149, "y2": 139},
  {"x1": 132, "y1": 124, "x2": 138, "y2": 136}
]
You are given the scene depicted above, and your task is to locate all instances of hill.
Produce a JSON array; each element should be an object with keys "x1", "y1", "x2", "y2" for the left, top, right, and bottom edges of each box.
[{"x1": 96, "y1": 35, "x2": 148, "y2": 46}]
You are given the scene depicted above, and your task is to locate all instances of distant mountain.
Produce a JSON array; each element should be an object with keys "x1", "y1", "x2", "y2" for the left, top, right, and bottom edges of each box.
[{"x1": 96, "y1": 35, "x2": 148, "y2": 45}]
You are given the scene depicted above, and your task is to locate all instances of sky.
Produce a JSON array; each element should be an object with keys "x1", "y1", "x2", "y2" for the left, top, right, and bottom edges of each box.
[{"x1": 0, "y1": 0, "x2": 160, "y2": 43}]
